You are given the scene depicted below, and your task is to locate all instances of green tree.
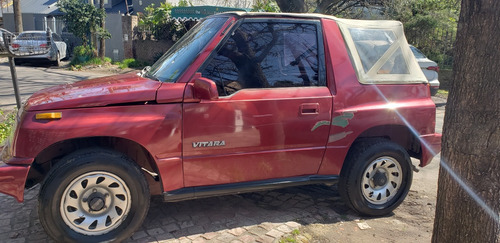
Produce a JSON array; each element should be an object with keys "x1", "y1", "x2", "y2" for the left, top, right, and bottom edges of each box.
[
  {"x1": 273, "y1": 0, "x2": 370, "y2": 16},
  {"x1": 137, "y1": 3, "x2": 186, "y2": 41},
  {"x1": 252, "y1": 0, "x2": 281, "y2": 12},
  {"x1": 384, "y1": 0, "x2": 460, "y2": 65},
  {"x1": 57, "y1": 0, "x2": 110, "y2": 47}
]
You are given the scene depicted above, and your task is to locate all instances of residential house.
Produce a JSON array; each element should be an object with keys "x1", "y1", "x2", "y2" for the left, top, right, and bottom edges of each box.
[
  {"x1": 132, "y1": 0, "x2": 255, "y2": 14},
  {"x1": 2, "y1": 0, "x2": 131, "y2": 61}
]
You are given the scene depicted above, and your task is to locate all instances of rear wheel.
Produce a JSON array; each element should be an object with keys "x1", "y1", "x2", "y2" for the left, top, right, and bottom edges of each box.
[
  {"x1": 38, "y1": 148, "x2": 150, "y2": 242},
  {"x1": 339, "y1": 139, "x2": 413, "y2": 216}
]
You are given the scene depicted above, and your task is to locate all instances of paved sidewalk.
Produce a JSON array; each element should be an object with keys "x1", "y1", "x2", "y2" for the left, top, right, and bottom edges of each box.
[{"x1": 0, "y1": 184, "x2": 351, "y2": 243}]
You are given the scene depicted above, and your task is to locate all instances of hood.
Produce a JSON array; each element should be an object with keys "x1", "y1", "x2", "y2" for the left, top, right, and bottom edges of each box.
[{"x1": 26, "y1": 73, "x2": 162, "y2": 111}]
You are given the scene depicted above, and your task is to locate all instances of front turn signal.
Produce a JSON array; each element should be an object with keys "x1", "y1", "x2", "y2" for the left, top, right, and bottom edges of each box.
[{"x1": 35, "y1": 112, "x2": 62, "y2": 120}]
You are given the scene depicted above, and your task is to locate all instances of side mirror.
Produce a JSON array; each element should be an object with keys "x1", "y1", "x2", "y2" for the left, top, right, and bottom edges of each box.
[{"x1": 193, "y1": 77, "x2": 219, "y2": 100}]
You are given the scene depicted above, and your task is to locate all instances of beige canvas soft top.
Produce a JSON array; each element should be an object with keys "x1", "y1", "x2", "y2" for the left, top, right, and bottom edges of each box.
[{"x1": 335, "y1": 18, "x2": 427, "y2": 84}]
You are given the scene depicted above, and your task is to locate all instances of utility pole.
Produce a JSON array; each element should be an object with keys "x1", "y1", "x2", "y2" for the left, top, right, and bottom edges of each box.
[
  {"x1": 99, "y1": 0, "x2": 105, "y2": 59},
  {"x1": 13, "y1": 0, "x2": 22, "y2": 32}
]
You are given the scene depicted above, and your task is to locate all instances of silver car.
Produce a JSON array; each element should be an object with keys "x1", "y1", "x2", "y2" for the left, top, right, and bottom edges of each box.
[
  {"x1": 11, "y1": 31, "x2": 67, "y2": 66},
  {"x1": 410, "y1": 45, "x2": 440, "y2": 96}
]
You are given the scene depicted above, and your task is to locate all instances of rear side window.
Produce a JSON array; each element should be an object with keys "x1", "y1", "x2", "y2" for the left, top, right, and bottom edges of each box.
[
  {"x1": 201, "y1": 21, "x2": 323, "y2": 96},
  {"x1": 336, "y1": 18, "x2": 427, "y2": 84},
  {"x1": 349, "y1": 28, "x2": 409, "y2": 75}
]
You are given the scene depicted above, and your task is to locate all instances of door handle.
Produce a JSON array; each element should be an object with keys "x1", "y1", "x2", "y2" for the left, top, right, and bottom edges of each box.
[{"x1": 300, "y1": 103, "x2": 319, "y2": 115}]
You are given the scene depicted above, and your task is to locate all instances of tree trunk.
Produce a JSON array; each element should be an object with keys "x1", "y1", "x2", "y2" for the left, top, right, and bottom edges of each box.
[
  {"x1": 99, "y1": 0, "x2": 105, "y2": 59},
  {"x1": 13, "y1": 0, "x2": 22, "y2": 32},
  {"x1": 432, "y1": 0, "x2": 500, "y2": 242}
]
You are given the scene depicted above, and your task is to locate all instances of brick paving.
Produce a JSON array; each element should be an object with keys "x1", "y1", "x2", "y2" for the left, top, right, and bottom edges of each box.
[{"x1": 0, "y1": 184, "x2": 352, "y2": 243}]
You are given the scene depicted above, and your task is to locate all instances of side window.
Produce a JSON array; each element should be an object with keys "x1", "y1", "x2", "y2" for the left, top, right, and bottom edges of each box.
[{"x1": 201, "y1": 21, "x2": 322, "y2": 96}]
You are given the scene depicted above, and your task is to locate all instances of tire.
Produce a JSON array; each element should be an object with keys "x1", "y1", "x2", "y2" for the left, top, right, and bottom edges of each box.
[
  {"x1": 339, "y1": 139, "x2": 413, "y2": 216},
  {"x1": 430, "y1": 88, "x2": 438, "y2": 96},
  {"x1": 53, "y1": 52, "x2": 61, "y2": 67},
  {"x1": 38, "y1": 148, "x2": 150, "y2": 242}
]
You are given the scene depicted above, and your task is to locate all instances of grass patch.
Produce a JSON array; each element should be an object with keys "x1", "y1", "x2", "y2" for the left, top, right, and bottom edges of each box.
[
  {"x1": 436, "y1": 89, "x2": 449, "y2": 99},
  {"x1": 69, "y1": 45, "x2": 113, "y2": 69},
  {"x1": 69, "y1": 57, "x2": 112, "y2": 71},
  {"x1": 279, "y1": 229, "x2": 305, "y2": 243},
  {"x1": 116, "y1": 58, "x2": 148, "y2": 69},
  {"x1": 0, "y1": 110, "x2": 17, "y2": 145},
  {"x1": 279, "y1": 236, "x2": 297, "y2": 243},
  {"x1": 437, "y1": 89, "x2": 448, "y2": 95}
]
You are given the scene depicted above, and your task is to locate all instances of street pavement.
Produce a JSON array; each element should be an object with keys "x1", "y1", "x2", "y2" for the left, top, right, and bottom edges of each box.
[
  {"x1": 0, "y1": 59, "x2": 106, "y2": 110},
  {"x1": 0, "y1": 60, "x2": 446, "y2": 243}
]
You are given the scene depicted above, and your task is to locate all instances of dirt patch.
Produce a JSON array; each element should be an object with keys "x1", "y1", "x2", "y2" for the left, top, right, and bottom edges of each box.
[{"x1": 285, "y1": 157, "x2": 439, "y2": 243}]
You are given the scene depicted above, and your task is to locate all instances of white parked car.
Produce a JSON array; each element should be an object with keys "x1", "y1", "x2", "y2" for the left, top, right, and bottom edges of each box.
[
  {"x1": 410, "y1": 45, "x2": 440, "y2": 96},
  {"x1": 11, "y1": 31, "x2": 67, "y2": 66}
]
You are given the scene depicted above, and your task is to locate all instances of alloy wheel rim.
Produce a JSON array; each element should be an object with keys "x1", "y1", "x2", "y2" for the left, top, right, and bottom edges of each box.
[
  {"x1": 361, "y1": 156, "x2": 403, "y2": 205},
  {"x1": 60, "y1": 171, "x2": 131, "y2": 235}
]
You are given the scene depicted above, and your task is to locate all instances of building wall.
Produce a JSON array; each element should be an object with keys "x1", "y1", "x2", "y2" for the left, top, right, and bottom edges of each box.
[
  {"x1": 2, "y1": 13, "x2": 63, "y2": 34},
  {"x1": 132, "y1": 0, "x2": 170, "y2": 14},
  {"x1": 2, "y1": 13, "x2": 14, "y2": 32},
  {"x1": 104, "y1": 13, "x2": 124, "y2": 61},
  {"x1": 133, "y1": 39, "x2": 173, "y2": 64}
]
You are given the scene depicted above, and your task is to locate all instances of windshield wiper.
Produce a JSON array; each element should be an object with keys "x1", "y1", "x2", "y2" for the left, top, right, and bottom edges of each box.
[{"x1": 140, "y1": 66, "x2": 159, "y2": 81}]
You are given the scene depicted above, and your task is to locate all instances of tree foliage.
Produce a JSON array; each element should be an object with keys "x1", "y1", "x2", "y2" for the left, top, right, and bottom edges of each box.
[
  {"x1": 57, "y1": 0, "x2": 109, "y2": 46},
  {"x1": 252, "y1": 0, "x2": 281, "y2": 12},
  {"x1": 137, "y1": 3, "x2": 187, "y2": 41},
  {"x1": 384, "y1": 0, "x2": 460, "y2": 65},
  {"x1": 273, "y1": 0, "x2": 370, "y2": 17}
]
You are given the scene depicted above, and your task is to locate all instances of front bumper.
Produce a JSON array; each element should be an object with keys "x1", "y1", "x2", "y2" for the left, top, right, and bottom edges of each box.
[
  {"x1": 0, "y1": 159, "x2": 32, "y2": 202},
  {"x1": 419, "y1": 133, "x2": 442, "y2": 167}
]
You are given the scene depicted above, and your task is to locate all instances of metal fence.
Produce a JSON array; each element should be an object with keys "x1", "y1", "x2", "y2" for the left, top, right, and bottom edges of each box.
[
  {"x1": 35, "y1": 18, "x2": 82, "y2": 57},
  {"x1": 406, "y1": 28, "x2": 456, "y2": 68}
]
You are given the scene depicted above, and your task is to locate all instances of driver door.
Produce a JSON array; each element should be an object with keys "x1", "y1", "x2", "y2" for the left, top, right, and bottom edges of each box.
[{"x1": 182, "y1": 20, "x2": 332, "y2": 187}]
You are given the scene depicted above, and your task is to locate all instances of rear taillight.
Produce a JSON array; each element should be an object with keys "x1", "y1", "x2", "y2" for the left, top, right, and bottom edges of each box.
[
  {"x1": 427, "y1": 66, "x2": 439, "y2": 72},
  {"x1": 40, "y1": 43, "x2": 49, "y2": 49},
  {"x1": 11, "y1": 43, "x2": 20, "y2": 48}
]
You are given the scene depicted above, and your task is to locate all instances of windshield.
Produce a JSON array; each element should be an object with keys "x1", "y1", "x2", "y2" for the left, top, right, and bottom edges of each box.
[
  {"x1": 146, "y1": 17, "x2": 228, "y2": 82},
  {"x1": 410, "y1": 46, "x2": 427, "y2": 59}
]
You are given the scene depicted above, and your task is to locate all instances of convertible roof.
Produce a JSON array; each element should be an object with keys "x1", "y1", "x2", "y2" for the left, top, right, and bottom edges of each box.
[{"x1": 215, "y1": 12, "x2": 427, "y2": 84}]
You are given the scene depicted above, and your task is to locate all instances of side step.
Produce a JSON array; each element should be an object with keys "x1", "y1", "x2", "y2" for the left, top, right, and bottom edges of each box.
[{"x1": 162, "y1": 175, "x2": 338, "y2": 202}]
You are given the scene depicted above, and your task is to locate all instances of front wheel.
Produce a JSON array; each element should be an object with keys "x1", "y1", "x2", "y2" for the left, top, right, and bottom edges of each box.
[
  {"x1": 339, "y1": 140, "x2": 413, "y2": 216},
  {"x1": 38, "y1": 149, "x2": 150, "y2": 242}
]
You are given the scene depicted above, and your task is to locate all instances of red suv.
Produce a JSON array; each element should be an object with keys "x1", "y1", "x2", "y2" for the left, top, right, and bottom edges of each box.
[{"x1": 0, "y1": 12, "x2": 441, "y2": 242}]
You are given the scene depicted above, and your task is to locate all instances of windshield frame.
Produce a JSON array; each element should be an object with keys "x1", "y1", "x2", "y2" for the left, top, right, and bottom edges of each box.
[{"x1": 145, "y1": 16, "x2": 230, "y2": 83}]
